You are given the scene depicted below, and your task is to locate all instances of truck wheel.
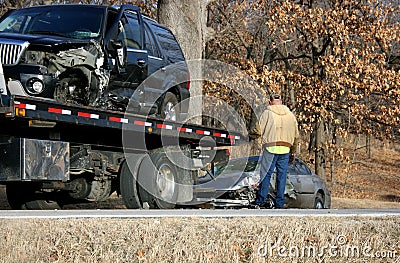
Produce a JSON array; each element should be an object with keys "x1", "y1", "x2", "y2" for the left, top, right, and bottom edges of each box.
[
  {"x1": 86, "y1": 179, "x2": 112, "y2": 202},
  {"x1": 68, "y1": 177, "x2": 92, "y2": 200},
  {"x1": 6, "y1": 183, "x2": 61, "y2": 210},
  {"x1": 160, "y1": 92, "x2": 179, "y2": 121},
  {"x1": 138, "y1": 153, "x2": 178, "y2": 209},
  {"x1": 120, "y1": 156, "x2": 145, "y2": 209},
  {"x1": 6, "y1": 183, "x2": 32, "y2": 209},
  {"x1": 24, "y1": 199, "x2": 61, "y2": 210}
]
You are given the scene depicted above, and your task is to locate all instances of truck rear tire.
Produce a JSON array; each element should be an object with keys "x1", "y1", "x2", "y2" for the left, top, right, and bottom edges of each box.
[
  {"x1": 137, "y1": 153, "x2": 178, "y2": 209},
  {"x1": 24, "y1": 199, "x2": 61, "y2": 210},
  {"x1": 120, "y1": 156, "x2": 145, "y2": 209}
]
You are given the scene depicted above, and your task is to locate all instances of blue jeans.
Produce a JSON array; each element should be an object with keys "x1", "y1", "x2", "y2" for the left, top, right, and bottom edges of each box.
[{"x1": 255, "y1": 149, "x2": 290, "y2": 208}]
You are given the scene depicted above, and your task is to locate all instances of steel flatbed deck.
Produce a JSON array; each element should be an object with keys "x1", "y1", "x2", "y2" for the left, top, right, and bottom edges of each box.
[{"x1": 0, "y1": 95, "x2": 243, "y2": 150}]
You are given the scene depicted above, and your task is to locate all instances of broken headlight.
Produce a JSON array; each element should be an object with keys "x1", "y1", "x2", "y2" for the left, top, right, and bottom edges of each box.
[{"x1": 24, "y1": 50, "x2": 46, "y2": 65}]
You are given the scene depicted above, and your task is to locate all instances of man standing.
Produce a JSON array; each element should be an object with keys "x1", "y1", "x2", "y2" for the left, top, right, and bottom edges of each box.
[{"x1": 250, "y1": 93, "x2": 299, "y2": 208}]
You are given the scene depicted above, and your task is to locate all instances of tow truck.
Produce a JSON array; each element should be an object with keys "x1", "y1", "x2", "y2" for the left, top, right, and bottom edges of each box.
[{"x1": 0, "y1": 62, "x2": 244, "y2": 209}]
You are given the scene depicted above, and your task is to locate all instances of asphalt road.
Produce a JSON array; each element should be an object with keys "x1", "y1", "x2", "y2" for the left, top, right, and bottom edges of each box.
[{"x1": 0, "y1": 208, "x2": 399, "y2": 219}]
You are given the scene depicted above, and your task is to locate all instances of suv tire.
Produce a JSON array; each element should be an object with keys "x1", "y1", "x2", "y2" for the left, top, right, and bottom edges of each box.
[{"x1": 160, "y1": 92, "x2": 179, "y2": 121}]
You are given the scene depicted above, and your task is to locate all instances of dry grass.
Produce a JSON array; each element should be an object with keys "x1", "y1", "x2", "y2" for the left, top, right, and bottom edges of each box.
[
  {"x1": 332, "y1": 197, "x2": 400, "y2": 209},
  {"x1": 1, "y1": 217, "x2": 399, "y2": 263}
]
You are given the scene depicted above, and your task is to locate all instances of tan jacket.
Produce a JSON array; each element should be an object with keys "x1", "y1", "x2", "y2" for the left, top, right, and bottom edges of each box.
[{"x1": 250, "y1": 105, "x2": 299, "y2": 151}]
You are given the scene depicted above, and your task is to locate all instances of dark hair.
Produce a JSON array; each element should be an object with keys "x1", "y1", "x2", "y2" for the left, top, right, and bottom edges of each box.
[{"x1": 270, "y1": 93, "x2": 281, "y2": 101}]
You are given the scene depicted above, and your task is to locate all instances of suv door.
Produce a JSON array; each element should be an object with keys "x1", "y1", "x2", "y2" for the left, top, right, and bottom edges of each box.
[
  {"x1": 144, "y1": 23, "x2": 166, "y2": 76},
  {"x1": 106, "y1": 6, "x2": 148, "y2": 94},
  {"x1": 143, "y1": 21, "x2": 168, "y2": 106}
]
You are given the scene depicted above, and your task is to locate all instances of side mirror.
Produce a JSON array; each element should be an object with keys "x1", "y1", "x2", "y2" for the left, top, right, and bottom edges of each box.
[{"x1": 110, "y1": 39, "x2": 123, "y2": 49}]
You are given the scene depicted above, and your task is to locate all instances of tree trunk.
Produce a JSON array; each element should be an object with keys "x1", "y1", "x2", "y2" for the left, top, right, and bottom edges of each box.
[
  {"x1": 315, "y1": 118, "x2": 326, "y2": 179},
  {"x1": 158, "y1": 0, "x2": 212, "y2": 124}
]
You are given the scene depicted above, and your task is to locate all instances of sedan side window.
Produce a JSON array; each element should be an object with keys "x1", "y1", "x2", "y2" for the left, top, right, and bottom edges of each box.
[
  {"x1": 287, "y1": 164, "x2": 296, "y2": 175},
  {"x1": 298, "y1": 162, "x2": 312, "y2": 175}
]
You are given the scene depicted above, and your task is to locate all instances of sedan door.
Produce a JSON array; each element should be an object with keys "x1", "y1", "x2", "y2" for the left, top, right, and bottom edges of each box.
[{"x1": 289, "y1": 159, "x2": 315, "y2": 194}]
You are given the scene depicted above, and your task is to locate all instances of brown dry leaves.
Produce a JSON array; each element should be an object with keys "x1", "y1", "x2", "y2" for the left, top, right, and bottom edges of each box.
[{"x1": 328, "y1": 139, "x2": 400, "y2": 201}]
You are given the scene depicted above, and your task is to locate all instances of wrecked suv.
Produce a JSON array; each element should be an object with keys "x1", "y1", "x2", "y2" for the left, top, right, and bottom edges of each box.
[{"x1": 0, "y1": 4, "x2": 190, "y2": 120}]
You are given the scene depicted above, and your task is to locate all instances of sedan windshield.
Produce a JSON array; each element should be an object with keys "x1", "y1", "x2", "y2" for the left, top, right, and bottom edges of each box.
[
  {"x1": 0, "y1": 6, "x2": 104, "y2": 39},
  {"x1": 215, "y1": 158, "x2": 259, "y2": 176}
]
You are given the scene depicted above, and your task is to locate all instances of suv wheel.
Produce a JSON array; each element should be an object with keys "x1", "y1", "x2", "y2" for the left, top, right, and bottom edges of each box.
[{"x1": 160, "y1": 92, "x2": 179, "y2": 121}]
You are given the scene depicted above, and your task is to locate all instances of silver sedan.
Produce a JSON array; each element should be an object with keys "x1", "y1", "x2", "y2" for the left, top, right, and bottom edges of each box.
[{"x1": 192, "y1": 156, "x2": 331, "y2": 209}]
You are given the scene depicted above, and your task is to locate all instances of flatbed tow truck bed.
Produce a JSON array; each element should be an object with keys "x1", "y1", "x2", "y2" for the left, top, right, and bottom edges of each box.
[
  {"x1": 0, "y1": 94, "x2": 244, "y2": 210},
  {"x1": 0, "y1": 95, "x2": 241, "y2": 149}
]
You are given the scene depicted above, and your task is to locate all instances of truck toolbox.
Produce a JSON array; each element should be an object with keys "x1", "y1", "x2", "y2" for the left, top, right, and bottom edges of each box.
[{"x1": 0, "y1": 137, "x2": 69, "y2": 182}]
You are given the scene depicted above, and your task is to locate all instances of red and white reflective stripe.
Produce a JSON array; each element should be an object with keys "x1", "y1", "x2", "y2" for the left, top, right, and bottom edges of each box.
[
  {"x1": 48, "y1": 107, "x2": 71, "y2": 115},
  {"x1": 109, "y1": 117, "x2": 128, "y2": 123},
  {"x1": 134, "y1": 120, "x2": 152, "y2": 127},
  {"x1": 157, "y1": 123, "x2": 173, "y2": 130},
  {"x1": 13, "y1": 100, "x2": 239, "y2": 142},
  {"x1": 213, "y1": 132, "x2": 227, "y2": 138},
  {"x1": 14, "y1": 102, "x2": 36, "y2": 110},
  {"x1": 177, "y1": 127, "x2": 192, "y2": 133},
  {"x1": 78, "y1": 112, "x2": 99, "y2": 119},
  {"x1": 196, "y1": 130, "x2": 211, "y2": 135},
  {"x1": 227, "y1": 135, "x2": 240, "y2": 140}
]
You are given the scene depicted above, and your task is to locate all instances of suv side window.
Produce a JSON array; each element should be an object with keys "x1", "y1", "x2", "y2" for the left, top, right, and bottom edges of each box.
[
  {"x1": 106, "y1": 10, "x2": 117, "y2": 33},
  {"x1": 144, "y1": 24, "x2": 161, "y2": 58},
  {"x1": 121, "y1": 11, "x2": 142, "y2": 49},
  {"x1": 152, "y1": 25, "x2": 185, "y2": 63}
]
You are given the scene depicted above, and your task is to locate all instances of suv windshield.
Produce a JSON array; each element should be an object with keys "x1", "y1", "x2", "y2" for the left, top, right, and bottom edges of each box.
[{"x1": 0, "y1": 6, "x2": 104, "y2": 39}]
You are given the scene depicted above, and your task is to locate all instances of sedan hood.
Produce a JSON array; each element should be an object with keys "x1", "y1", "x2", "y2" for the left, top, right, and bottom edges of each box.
[
  {"x1": 198, "y1": 171, "x2": 259, "y2": 192},
  {"x1": 198, "y1": 170, "x2": 296, "y2": 198}
]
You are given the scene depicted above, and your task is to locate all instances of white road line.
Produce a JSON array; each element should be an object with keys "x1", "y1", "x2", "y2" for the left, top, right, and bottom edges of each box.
[{"x1": 0, "y1": 209, "x2": 399, "y2": 219}]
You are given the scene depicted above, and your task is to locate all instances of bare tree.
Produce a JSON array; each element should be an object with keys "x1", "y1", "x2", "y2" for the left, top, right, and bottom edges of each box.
[{"x1": 158, "y1": 0, "x2": 213, "y2": 124}]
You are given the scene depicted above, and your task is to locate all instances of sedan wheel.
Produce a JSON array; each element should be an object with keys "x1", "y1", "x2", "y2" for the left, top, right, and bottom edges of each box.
[{"x1": 314, "y1": 195, "x2": 324, "y2": 209}]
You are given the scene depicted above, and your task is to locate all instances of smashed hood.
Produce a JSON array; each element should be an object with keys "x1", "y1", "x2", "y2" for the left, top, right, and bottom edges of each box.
[{"x1": 0, "y1": 32, "x2": 89, "y2": 51}]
